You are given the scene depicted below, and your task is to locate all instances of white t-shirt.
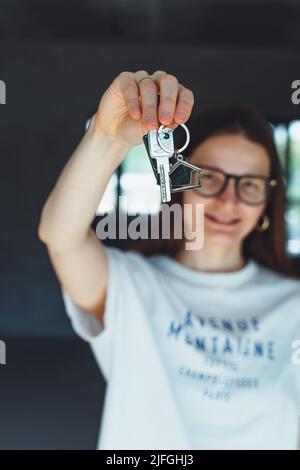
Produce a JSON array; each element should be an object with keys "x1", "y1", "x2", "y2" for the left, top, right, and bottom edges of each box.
[{"x1": 60, "y1": 246, "x2": 300, "y2": 450}]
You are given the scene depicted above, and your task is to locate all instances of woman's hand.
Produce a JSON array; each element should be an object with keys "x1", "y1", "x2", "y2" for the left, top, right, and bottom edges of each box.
[{"x1": 92, "y1": 70, "x2": 195, "y2": 147}]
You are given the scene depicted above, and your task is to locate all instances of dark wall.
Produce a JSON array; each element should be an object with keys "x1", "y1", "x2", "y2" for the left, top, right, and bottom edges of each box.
[
  {"x1": 1, "y1": 43, "x2": 299, "y2": 336},
  {"x1": 0, "y1": 40, "x2": 299, "y2": 449},
  {"x1": 0, "y1": 336, "x2": 104, "y2": 449}
]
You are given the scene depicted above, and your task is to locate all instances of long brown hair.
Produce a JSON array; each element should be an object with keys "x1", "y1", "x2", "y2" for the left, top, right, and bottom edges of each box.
[{"x1": 126, "y1": 104, "x2": 298, "y2": 279}]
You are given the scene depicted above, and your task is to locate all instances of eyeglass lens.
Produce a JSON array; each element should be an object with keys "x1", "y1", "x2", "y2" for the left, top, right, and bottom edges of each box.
[{"x1": 196, "y1": 167, "x2": 269, "y2": 204}]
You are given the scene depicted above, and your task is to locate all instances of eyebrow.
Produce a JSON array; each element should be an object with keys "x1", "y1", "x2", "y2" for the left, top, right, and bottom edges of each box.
[{"x1": 195, "y1": 163, "x2": 271, "y2": 178}]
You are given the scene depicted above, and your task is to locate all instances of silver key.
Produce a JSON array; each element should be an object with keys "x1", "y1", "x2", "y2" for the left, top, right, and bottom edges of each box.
[{"x1": 147, "y1": 126, "x2": 174, "y2": 202}]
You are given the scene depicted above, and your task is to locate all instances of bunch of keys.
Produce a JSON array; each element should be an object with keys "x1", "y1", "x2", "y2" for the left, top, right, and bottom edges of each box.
[{"x1": 143, "y1": 124, "x2": 202, "y2": 202}]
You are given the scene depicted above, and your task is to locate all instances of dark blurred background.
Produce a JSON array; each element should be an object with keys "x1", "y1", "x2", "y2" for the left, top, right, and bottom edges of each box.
[{"x1": 0, "y1": 0, "x2": 300, "y2": 449}]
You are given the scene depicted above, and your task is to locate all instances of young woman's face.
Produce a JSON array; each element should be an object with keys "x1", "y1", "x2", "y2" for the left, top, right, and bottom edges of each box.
[{"x1": 183, "y1": 133, "x2": 271, "y2": 247}]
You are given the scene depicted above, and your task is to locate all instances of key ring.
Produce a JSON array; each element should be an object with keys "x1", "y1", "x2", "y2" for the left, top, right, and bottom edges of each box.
[{"x1": 156, "y1": 123, "x2": 190, "y2": 155}]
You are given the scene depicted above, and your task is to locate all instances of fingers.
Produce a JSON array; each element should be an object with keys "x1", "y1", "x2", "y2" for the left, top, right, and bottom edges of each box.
[
  {"x1": 151, "y1": 71, "x2": 179, "y2": 126},
  {"x1": 116, "y1": 70, "x2": 194, "y2": 131},
  {"x1": 135, "y1": 70, "x2": 159, "y2": 130},
  {"x1": 118, "y1": 71, "x2": 141, "y2": 120},
  {"x1": 174, "y1": 84, "x2": 195, "y2": 123},
  {"x1": 150, "y1": 71, "x2": 194, "y2": 127}
]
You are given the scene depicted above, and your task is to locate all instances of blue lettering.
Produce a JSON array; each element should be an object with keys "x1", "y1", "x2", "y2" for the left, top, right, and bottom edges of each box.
[
  {"x1": 237, "y1": 320, "x2": 248, "y2": 331},
  {"x1": 195, "y1": 337, "x2": 206, "y2": 352},
  {"x1": 167, "y1": 322, "x2": 182, "y2": 337},
  {"x1": 184, "y1": 310, "x2": 193, "y2": 328},
  {"x1": 223, "y1": 338, "x2": 233, "y2": 354},
  {"x1": 254, "y1": 342, "x2": 264, "y2": 357},
  {"x1": 268, "y1": 341, "x2": 275, "y2": 360},
  {"x1": 221, "y1": 320, "x2": 234, "y2": 332},
  {"x1": 212, "y1": 336, "x2": 218, "y2": 354},
  {"x1": 209, "y1": 318, "x2": 220, "y2": 329}
]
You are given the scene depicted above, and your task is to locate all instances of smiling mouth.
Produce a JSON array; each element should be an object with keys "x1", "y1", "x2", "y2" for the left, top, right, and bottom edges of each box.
[{"x1": 205, "y1": 213, "x2": 241, "y2": 226}]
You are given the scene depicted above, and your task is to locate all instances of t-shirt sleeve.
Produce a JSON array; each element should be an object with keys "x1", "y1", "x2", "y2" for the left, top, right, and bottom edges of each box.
[
  {"x1": 288, "y1": 287, "x2": 300, "y2": 417},
  {"x1": 59, "y1": 245, "x2": 153, "y2": 380},
  {"x1": 60, "y1": 246, "x2": 121, "y2": 342}
]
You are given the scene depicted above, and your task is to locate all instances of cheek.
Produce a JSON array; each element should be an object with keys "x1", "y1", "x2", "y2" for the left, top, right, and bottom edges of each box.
[
  {"x1": 182, "y1": 191, "x2": 207, "y2": 233},
  {"x1": 239, "y1": 206, "x2": 266, "y2": 233},
  {"x1": 182, "y1": 193, "x2": 266, "y2": 240},
  {"x1": 183, "y1": 191, "x2": 210, "y2": 208}
]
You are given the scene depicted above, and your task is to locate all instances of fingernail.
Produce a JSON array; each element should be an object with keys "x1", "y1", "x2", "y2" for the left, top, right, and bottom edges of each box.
[
  {"x1": 161, "y1": 111, "x2": 171, "y2": 119},
  {"x1": 175, "y1": 112, "x2": 185, "y2": 122},
  {"x1": 160, "y1": 115, "x2": 172, "y2": 126},
  {"x1": 147, "y1": 118, "x2": 157, "y2": 127}
]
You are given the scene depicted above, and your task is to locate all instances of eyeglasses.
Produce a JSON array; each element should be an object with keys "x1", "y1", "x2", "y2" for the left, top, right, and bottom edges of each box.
[{"x1": 192, "y1": 165, "x2": 277, "y2": 205}]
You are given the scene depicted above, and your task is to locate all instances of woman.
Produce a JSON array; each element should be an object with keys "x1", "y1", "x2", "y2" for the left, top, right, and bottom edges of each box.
[{"x1": 38, "y1": 70, "x2": 300, "y2": 450}]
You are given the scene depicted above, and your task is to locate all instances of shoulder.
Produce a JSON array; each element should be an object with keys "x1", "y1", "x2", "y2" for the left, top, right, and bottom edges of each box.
[{"x1": 255, "y1": 261, "x2": 300, "y2": 298}]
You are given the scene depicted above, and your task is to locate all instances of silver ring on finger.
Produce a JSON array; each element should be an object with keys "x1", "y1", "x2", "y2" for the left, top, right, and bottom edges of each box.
[{"x1": 137, "y1": 77, "x2": 154, "y2": 85}]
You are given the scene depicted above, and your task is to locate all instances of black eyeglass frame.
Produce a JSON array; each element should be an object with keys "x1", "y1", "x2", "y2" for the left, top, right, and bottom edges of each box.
[{"x1": 192, "y1": 164, "x2": 277, "y2": 206}]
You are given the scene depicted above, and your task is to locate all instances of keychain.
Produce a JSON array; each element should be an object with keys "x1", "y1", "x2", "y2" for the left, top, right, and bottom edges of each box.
[{"x1": 143, "y1": 123, "x2": 202, "y2": 202}]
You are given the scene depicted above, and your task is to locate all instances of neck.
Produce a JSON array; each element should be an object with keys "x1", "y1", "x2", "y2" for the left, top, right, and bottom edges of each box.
[{"x1": 175, "y1": 242, "x2": 246, "y2": 273}]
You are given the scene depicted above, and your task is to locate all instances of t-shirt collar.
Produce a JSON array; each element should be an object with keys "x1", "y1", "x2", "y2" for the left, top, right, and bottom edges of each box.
[{"x1": 152, "y1": 255, "x2": 259, "y2": 288}]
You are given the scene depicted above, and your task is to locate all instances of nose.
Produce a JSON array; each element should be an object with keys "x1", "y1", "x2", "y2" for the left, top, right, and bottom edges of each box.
[{"x1": 217, "y1": 178, "x2": 239, "y2": 205}]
